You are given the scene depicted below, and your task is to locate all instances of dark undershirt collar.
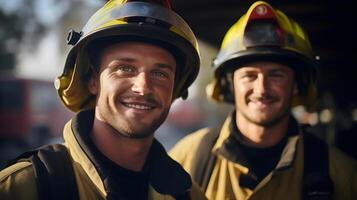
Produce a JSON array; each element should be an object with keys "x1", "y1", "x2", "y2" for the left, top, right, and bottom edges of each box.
[
  {"x1": 71, "y1": 109, "x2": 192, "y2": 199},
  {"x1": 215, "y1": 111, "x2": 299, "y2": 189}
]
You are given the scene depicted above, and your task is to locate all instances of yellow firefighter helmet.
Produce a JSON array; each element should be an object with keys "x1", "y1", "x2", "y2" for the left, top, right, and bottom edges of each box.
[
  {"x1": 207, "y1": 1, "x2": 317, "y2": 110},
  {"x1": 55, "y1": 0, "x2": 200, "y2": 112}
]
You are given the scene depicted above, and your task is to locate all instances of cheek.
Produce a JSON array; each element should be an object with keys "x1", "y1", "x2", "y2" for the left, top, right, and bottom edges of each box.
[
  {"x1": 101, "y1": 73, "x2": 129, "y2": 91},
  {"x1": 275, "y1": 81, "x2": 294, "y2": 98},
  {"x1": 234, "y1": 82, "x2": 251, "y2": 97},
  {"x1": 100, "y1": 79, "x2": 115, "y2": 94},
  {"x1": 233, "y1": 84, "x2": 250, "y2": 106},
  {"x1": 99, "y1": 77, "x2": 128, "y2": 99},
  {"x1": 156, "y1": 83, "x2": 174, "y2": 103}
]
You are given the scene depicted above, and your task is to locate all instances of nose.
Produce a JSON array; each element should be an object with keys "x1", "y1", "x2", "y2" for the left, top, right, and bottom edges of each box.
[
  {"x1": 131, "y1": 72, "x2": 153, "y2": 95},
  {"x1": 254, "y1": 74, "x2": 268, "y2": 96}
]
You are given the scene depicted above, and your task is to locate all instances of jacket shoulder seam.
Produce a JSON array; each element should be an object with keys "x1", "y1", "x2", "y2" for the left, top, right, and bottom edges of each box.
[{"x1": 0, "y1": 161, "x2": 33, "y2": 182}]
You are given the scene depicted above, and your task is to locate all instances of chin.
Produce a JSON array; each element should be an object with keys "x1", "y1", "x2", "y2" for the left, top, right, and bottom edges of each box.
[
  {"x1": 255, "y1": 119, "x2": 276, "y2": 127},
  {"x1": 116, "y1": 117, "x2": 165, "y2": 139},
  {"x1": 253, "y1": 113, "x2": 288, "y2": 127},
  {"x1": 123, "y1": 130, "x2": 154, "y2": 139},
  {"x1": 113, "y1": 124, "x2": 154, "y2": 139}
]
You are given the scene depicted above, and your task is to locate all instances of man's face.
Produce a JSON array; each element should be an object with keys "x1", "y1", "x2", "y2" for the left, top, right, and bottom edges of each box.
[
  {"x1": 233, "y1": 61, "x2": 296, "y2": 126},
  {"x1": 88, "y1": 42, "x2": 176, "y2": 138}
]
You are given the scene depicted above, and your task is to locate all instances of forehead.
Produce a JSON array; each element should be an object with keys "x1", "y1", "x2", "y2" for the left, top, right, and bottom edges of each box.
[
  {"x1": 234, "y1": 61, "x2": 293, "y2": 73},
  {"x1": 100, "y1": 41, "x2": 175, "y2": 60}
]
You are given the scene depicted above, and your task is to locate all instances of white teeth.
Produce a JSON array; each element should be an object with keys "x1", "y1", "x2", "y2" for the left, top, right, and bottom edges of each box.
[{"x1": 125, "y1": 103, "x2": 152, "y2": 110}]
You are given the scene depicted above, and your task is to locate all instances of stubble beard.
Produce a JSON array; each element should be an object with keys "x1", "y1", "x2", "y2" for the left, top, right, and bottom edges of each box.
[
  {"x1": 241, "y1": 103, "x2": 291, "y2": 127},
  {"x1": 110, "y1": 107, "x2": 171, "y2": 139},
  {"x1": 240, "y1": 91, "x2": 294, "y2": 128}
]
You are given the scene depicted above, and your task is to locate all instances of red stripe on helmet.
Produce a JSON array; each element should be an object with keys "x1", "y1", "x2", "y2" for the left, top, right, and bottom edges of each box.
[{"x1": 249, "y1": 4, "x2": 276, "y2": 20}]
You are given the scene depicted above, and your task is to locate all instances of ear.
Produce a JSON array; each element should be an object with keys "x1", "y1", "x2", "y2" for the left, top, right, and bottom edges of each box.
[{"x1": 88, "y1": 73, "x2": 99, "y2": 95}]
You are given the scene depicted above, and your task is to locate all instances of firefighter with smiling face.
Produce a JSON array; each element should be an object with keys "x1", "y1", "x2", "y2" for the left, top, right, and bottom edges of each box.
[
  {"x1": 0, "y1": 0, "x2": 207, "y2": 199},
  {"x1": 170, "y1": 1, "x2": 357, "y2": 200}
]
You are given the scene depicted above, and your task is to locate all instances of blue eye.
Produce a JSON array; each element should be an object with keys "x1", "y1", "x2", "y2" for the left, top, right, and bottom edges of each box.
[
  {"x1": 152, "y1": 70, "x2": 169, "y2": 79},
  {"x1": 118, "y1": 65, "x2": 134, "y2": 72}
]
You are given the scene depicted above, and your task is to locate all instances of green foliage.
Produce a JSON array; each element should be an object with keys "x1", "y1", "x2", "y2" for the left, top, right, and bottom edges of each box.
[
  {"x1": 0, "y1": 11, "x2": 22, "y2": 71},
  {"x1": 0, "y1": 2, "x2": 45, "y2": 73}
]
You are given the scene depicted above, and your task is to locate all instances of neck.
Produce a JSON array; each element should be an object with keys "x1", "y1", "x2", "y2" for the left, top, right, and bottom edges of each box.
[
  {"x1": 91, "y1": 117, "x2": 153, "y2": 172},
  {"x1": 235, "y1": 112, "x2": 290, "y2": 148}
]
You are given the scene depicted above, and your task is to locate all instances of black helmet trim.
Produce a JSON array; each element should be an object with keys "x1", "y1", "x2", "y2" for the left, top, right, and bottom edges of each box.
[
  {"x1": 215, "y1": 47, "x2": 317, "y2": 76},
  {"x1": 214, "y1": 47, "x2": 317, "y2": 96}
]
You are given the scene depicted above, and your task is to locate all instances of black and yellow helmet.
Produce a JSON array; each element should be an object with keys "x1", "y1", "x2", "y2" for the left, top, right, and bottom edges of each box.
[
  {"x1": 207, "y1": 1, "x2": 317, "y2": 110},
  {"x1": 55, "y1": 0, "x2": 200, "y2": 112}
]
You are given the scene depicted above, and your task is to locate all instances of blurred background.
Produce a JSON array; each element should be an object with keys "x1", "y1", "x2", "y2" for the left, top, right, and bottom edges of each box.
[{"x1": 0, "y1": 0, "x2": 356, "y2": 168}]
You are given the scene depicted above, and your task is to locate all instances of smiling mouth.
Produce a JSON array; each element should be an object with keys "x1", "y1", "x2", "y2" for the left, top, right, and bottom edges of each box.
[
  {"x1": 249, "y1": 95, "x2": 277, "y2": 105},
  {"x1": 248, "y1": 98, "x2": 276, "y2": 109},
  {"x1": 122, "y1": 103, "x2": 155, "y2": 110},
  {"x1": 253, "y1": 99, "x2": 275, "y2": 105}
]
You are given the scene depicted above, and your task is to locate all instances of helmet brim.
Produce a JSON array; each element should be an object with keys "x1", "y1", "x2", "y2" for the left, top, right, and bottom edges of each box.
[
  {"x1": 214, "y1": 47, "x2": 317, "y2": 95},
  {"x1": 59, "y1": 23, "x2": 200, "y2": 112}
]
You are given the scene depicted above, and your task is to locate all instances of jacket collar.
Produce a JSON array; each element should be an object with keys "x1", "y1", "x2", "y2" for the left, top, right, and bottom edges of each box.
[
  {"x1": 212, "y1": 112, "x2": 301, "y2": 171},
  {"x1": 63, "y1": 110, "x2": 192, "y2": 198}
]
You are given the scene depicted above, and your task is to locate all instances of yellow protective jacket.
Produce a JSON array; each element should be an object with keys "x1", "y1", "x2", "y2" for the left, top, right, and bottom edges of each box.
[
  {"x1": 170, "y1": 115, "x2": 357, "y2": 200},
  {"x1": 0, "y1": 110, "x2": 206, "y2": 200}
]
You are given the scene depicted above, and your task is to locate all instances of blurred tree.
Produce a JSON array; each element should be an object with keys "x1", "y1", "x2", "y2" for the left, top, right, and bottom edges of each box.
[
  {"x1": 0, "y1": 0, "x2": 45, "y2": 73},
  {"x1": 0, "y1": 11, "x2": 22, "y2": 72},
  {"x1": 0, "y1": 0, "x2": 104, "y2": 74}
]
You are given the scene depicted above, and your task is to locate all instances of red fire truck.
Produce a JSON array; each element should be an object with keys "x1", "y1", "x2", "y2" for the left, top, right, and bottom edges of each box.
[{"x1": 0, "y1": 76, "x2": 72, "y2": 141}]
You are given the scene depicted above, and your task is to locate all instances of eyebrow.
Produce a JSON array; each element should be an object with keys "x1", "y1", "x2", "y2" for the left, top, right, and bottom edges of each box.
[
  {"x1": 269, "y1": 68, "x2": 289, "y2": 73},
  {"x1": 115, "y1": 57, "x2": 136, "y2": 63},
  {"x1": 121, "y1": 58, "x2": 174, "y2": 71},
  {"x1": 111, "y1": 57, "x2": 175, "y2": 72}
]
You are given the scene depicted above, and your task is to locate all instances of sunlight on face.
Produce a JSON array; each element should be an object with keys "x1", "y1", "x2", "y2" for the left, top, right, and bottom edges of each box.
[
  {"x1": 233, "y1": 61, "x2": 296, "y2": 126},
  {"x1": 89, "y1": 42, "x2": 176, "y2": 138}
]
